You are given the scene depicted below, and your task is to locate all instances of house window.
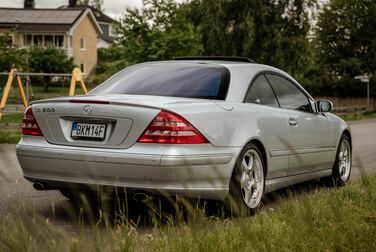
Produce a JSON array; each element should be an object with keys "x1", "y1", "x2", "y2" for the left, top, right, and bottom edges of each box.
[
  {"x1": 33, "y1": 35, "x2": 43, "y2": 46},
  {"x1": 23, "y1": 34, "x2": 64, "y2": 47},
  {"x1": 55, "y1": 35, "x2": 64, "y2": 47},
  {"x1": 24, "y1": 34, "x2": 32, "y2": 46},
  {"x1": 109, "y1": 25, "x2": 114, "y2": 37},
  {"x1": 80, "y1": 63, "x2": 85, "y2": 73},
  {"x1": 44, "y1": 35, "x2": 53, "y2": 46},
  {"x1": 80, "y1": 38, "x2": 85, "y2": 50}
]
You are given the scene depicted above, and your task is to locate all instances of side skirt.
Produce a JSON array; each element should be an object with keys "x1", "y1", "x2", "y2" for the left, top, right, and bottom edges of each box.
[{"x1": 265, "y1": 169, "x2": 332, "y2": 193}]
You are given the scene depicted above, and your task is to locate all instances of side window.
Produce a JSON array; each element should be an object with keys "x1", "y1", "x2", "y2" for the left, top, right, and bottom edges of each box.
[
  {"x1": 266, "y1": 74, "x2": 312, "y2": 112},
  {"x1": 245, "y1": 74, "x2": 279, "y2": 106}
]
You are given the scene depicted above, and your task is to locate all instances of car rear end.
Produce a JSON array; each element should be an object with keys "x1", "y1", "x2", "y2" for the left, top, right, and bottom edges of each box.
[{"x1": 16, "y1": 62, "x2": 241, "y2": 200}]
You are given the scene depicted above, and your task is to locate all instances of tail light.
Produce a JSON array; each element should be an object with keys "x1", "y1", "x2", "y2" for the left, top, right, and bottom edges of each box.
[
  {"x1": 22, "y1": 106, "x2": 43, "y2": 136},
  {"x1": 137, "y1": 110, "x2": 209, "y2": 144}
]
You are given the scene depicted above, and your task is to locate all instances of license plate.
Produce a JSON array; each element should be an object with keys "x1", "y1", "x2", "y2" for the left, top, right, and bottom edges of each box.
[{"x1": 71, "y1": 122, "x2": 106, "y2": 140}]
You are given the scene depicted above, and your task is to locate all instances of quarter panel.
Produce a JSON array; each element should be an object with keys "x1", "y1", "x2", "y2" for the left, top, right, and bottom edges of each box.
[{"x1": 166, "y1": 102, "x2": 290, "y2": 179}]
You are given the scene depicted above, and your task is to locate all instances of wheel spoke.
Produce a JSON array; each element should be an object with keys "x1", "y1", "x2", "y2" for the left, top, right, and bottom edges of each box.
[
  {"x1": 344, "y1": 149, "x2": 348, "y2": 158},
  {"x1": 339, "y1": 164, "x2": 344, "y2": 176},
  {"x1": 248, "y1": 155, "x2": 254, "y2": 172},
  {"x1": 252, "y1": 189, "x2": 258, "y2": 200},
  {"x1": 240, "y1": 173, "x2": 247, "y2": 188},
  {"x1": 249, "y1": 178, "x2": 255, "y2": 188},
  {"x1": 241, "y1": 159, "x2": 248, "y2": 172},
  {"x1": 244, "y1": 190, "x2": 251, "y2": 205}
]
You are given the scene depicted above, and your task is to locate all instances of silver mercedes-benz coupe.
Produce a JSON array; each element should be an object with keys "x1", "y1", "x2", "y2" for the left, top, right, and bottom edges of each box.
[{"x1": 16, "y1": 57, "x2": 352, "y2": 213}]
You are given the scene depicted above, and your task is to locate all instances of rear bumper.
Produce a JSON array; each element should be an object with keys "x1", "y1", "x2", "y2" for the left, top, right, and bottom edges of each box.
[{"x1": 16, "y1": 136, "x2": 240, "y2": 200}]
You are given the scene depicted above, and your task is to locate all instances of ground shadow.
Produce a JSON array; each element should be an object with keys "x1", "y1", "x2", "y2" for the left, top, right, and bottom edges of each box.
[{"x1": 36, "y1": 178, "x2": 333, "y2": 230}]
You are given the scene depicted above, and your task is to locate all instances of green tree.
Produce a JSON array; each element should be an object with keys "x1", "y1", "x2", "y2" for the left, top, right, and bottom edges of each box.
[
  {"x1": 77, "y1": 0, "x2": 104, "y2": 11},
  {"x1": 315, "y1": 0, "x2": 376, "y2": 98},
  {"x1": 28, "y1": 47, "x2": 75, "y2": 92},
  {"x1": 115, "y1": 0, "x2": 202, "y2": 63},
  {"x1": 91, "y1": 0, "x2": 104, "y2": 12},
  {"x1": 186, "y1": 1, "x2": 230, "y2": 56},
  {"x1": 185, "y1": 0, "x2": 317, "y2": 77},
  {"x1": 316, "y1": 0, "x2": 376, "y2": 77},
  {"x1": 0, "y1": 33, "x2": 29, "y2": 88},
  {"x1": 0, "y1": 33, "x2": 28, "y2": 71},
  {"x1": 77, "y1": 0, "x2": 89, "y2": 5}
]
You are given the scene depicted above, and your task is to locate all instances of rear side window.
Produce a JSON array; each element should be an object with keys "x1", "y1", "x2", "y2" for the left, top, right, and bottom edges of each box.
[
  {"x1": 245, "y1": 74, "x2": 279, "y2": 106},
  {"x1": 90, "y1": 63, "x2": 230, "y2": 100}
]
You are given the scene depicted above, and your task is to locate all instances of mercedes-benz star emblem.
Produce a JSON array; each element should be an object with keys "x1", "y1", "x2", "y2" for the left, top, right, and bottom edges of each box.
[{"x1": 82, "y1": 105, "x2": 92, "y2": 115}]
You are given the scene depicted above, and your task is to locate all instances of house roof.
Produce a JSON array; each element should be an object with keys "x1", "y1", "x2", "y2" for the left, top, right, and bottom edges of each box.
[
  {"x1": 0, "y1": 8, "x2": 102, "y2": 34},
  {"x1": 11, "y1": 24, "x2": 73, "y2": 32},
  {"x1": 0, "y1": 8, "x2": 84, "y2": 24},
  {"x1": 57, "y1": 5, "x2": 115, "y2": 23},
  {"x1": 85, "y1": 6, "x2": 114, "y2": 24}
]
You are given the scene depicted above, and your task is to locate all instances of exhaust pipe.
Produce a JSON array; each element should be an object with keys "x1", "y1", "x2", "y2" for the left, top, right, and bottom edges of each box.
[
  {"x1": 33, "y1": 182, "x2": 45, "y2": 191},
  {"x1": 133, "y1": 192, "x2": 151, "y2": 202}
]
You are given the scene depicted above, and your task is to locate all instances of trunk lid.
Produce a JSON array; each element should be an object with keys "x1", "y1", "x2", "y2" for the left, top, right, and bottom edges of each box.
[{"x1": 30, "y1": 95, "x2": 210, "y2": 149}]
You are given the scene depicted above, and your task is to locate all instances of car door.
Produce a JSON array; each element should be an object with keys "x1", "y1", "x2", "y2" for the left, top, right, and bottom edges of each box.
[
  {"x1": 265, "y1": 73, "x2": 331, "y2": 175},
  {"x1": 244, "y1": 74, "x2": 289, "y2": 179}
]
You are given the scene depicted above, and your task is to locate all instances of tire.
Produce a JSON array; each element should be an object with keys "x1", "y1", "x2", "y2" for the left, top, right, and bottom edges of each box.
[
  {"x1": 324, "y1": 134, "x2": 352, "y2": 186},
  {"x1": 227, "y1": 142, "x2": 266, "y2": 215}
]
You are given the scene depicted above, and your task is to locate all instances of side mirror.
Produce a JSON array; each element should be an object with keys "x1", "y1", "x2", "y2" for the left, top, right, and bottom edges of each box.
[{"x1": 316, "y1": 100, "x2": 333, "y2": 113}]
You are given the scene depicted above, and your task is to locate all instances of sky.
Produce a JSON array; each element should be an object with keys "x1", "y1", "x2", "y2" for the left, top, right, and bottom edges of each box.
[{"x1": 0, "y1": 0, "x2": 146, "y2": 19}]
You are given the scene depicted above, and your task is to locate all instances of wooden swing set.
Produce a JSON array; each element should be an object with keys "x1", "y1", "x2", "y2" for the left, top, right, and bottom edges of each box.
[{"x1": 0, "y1": 67, "x2": 88, "y2": 120}]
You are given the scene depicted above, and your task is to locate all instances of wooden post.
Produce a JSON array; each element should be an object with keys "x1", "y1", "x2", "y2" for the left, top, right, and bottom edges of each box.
[
  {"x1": 69, "y1": 67, "x2": 88, "y2": 96},
  {"x1": 17, "y1": 76, "x2": 28, "y2": 108},
  {"x1": 0, "y1": 68, "x2": 29, "y2": 120},
  {"x1": 0, "y1": 69, "x2": 15, "y2": 120},
  {"x1": 0, "y1": 67, "x2": 88, "y2": 121}
]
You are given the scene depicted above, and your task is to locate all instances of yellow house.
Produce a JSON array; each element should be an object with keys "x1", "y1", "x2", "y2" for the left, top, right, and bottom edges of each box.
[{"x1": 0, "y1": 7, "x2": 102, "y2": 77}]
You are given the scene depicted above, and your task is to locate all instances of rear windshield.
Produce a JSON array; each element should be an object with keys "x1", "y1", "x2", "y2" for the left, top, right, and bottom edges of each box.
[{"x1": 89, "y1": 63, "x2": 230, "y2": 100}]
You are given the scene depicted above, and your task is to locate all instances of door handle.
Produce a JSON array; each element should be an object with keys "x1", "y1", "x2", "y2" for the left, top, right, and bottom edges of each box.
[{"x1": 288, "y1": 118, "x2": 298, "y2": 126}]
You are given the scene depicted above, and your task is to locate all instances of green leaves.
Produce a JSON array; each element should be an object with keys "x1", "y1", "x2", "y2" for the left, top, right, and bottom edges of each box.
[
  {"x1": 28, "y1": 47, "x2": 75, "y2": 74},
  {"x1": 185, "y1": 0, "x2": 315, "y2": 76},
  {"x1": 316, "y1": 0, "x2": 376, "y2": 77},
  {"x1": 115, "y1": 0, "x2": 202, "y2": 63}
]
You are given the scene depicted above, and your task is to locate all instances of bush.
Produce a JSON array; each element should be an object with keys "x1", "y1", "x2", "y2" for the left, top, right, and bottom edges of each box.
[
  {"x1": 28, "y1": 47, "x2": 75, "y2": 92},
  {"x1": 98, "y1": 45, "x2": 126, "y2": 63},
  {"x1": 0, "y1": 44, "x2": 75, "y2": 92}
]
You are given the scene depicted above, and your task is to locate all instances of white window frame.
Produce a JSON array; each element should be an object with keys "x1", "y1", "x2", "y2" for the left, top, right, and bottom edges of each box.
[
  {"x1": 80, "y1": 38, "x2": 86, "y2": 51},
  {"x1": 23, "y1": 34, "x2": 65, "y2": 48},
  {"x1": 54, "y1": 35, "x2": 64, "y2": 47}
]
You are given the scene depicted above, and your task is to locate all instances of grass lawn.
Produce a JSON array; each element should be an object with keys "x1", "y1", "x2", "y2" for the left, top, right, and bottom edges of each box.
[
  {"x1": 4, "y1": 86, "x2": 87, "y2": 102},
  {"x1": 0, "y1": 130, "x2": 21, "y2": 144},
  {"x1": 0, "y1": 113, "x2": 23, "y2": 124},
  {"x1": 0, "y1": 175, "x2": 375, "y2": 251},
  {"x1": 339, "y1": 111, "x2": 376, "y2": 121}
]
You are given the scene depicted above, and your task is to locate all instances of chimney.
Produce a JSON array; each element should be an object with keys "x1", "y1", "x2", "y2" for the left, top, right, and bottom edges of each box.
[
  {"x1": 69, "y1": 0, "x2": 77, "y2": 8},
  {"x1": 24, "y1": 0, "x2": 35, "y2": 9}
]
